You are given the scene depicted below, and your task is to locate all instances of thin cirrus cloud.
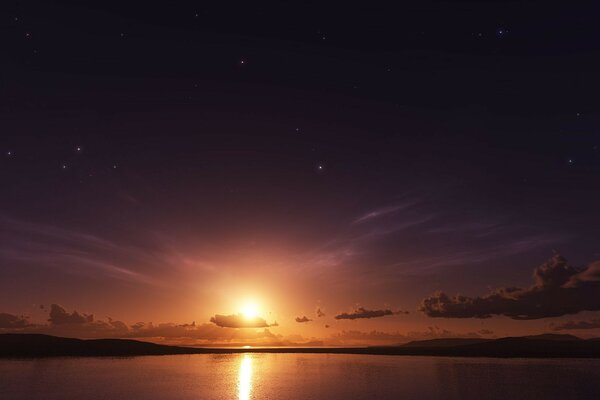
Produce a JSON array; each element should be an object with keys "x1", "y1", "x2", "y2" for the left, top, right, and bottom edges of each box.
[
  {"x1": 0, "y1": 216, "x2": 201, "y2": 288},
  {"x1": 420, "y1": 254, "x2": 600, "y2": 320},
  {"x1": 352, "y1": 202, "x2": 416, "y2": 224},
  {"x1": 303, "y1": 192, "x2": 566, "y2": 281},
  {"x1": 384, "y1": 233, "x2": 565, "y2": 275},
  {"x1": 334, "y1": 307, "x2": 409, "y2": 320},
  {"x1": 209, "y1": 314, "x2": 278, "y2": 328}
]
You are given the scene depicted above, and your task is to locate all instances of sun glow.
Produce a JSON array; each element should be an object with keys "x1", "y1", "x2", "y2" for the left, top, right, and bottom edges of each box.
[{"x1": 241, "y1": 302, "x2": 260, "y2": 319}]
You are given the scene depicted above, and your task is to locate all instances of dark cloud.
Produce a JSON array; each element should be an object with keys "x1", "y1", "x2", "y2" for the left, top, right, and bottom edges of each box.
[
  {"x1": 0, "y1": 305, "x2": 129, "y2": 338},
  {"x1": 295, "y1": 316, "x2": 312, "y2": 323},
  {"x1": 552, "y1": 318, "x2": 600, "y2": 331},
  {"x1": 48, "y1": 304, "x2": 93, "y2": 325},
  {"x1": 0, "y1": 313, "x2": 33, "y2": 329},
  {"x1": 334, "y1": 307, "x2": 408, "y2": 320},
  {"x1": 209, "y1": 313, "x2": 276, "y2": 328},
  {"x1": 420, "y1": 255, "x2": 600, "y2": 320},
  {"x1": 316, "y1": 307, "x2": 325, "y2": 318}
]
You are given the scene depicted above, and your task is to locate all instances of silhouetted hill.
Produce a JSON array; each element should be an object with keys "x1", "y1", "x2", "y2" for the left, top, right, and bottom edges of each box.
[
  {"x1": 2, "y1": 333, "x2": 600, "y2": 358},
  {"x1": 0, "y1": 334, "x2": 202, "y2": 357},
  {"x1": 400, "y1": 338, "x2": 491, "y2": 347},
  {"x1": 523, "y1": 333, "x2": 582, "y2": 341}
]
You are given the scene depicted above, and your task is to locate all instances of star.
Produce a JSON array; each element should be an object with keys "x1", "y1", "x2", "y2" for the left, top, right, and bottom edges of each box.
[
  {"x1": 568, "y1": 159, "x2": 574, "y2": 165},
  {"x1": 76, "y1": 146, "x2": 82, "y2": 152},
  {"x1": 240, "y1": 59, "x2": 246, "y2": 65},
  {"x1": 61, "y1": 164, "x2": 68, "y2": 169},
  {"x1": 6, "y1": 151, "x2": 12, "y2": 156},
  {"x1": 24, "y1": 32, "x2": 31, "y2": 39}
]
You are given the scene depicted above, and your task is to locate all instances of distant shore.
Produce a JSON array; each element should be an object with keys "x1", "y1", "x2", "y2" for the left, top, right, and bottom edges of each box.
[{"x1": 2, "y1": 333, "x2": 600, "y2": 359}]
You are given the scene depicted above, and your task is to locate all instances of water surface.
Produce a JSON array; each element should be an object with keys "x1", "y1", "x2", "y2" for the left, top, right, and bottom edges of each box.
[{"x1": 1, "y1": 354, "x2": 599, "y2": 399}]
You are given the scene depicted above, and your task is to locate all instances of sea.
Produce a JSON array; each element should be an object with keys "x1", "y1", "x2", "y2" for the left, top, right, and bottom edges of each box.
[{"x1": 1, "y1": 353, "x2": 599, "y2": 399}]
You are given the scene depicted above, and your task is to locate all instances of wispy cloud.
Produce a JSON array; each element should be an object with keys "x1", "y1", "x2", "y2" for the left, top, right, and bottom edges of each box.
[
  {"x1": 0, "y1": 216, "x2": 189, "y2": 287},
  {"x1": 353, "y1": 202, "x2": 416, "y2": 224}
]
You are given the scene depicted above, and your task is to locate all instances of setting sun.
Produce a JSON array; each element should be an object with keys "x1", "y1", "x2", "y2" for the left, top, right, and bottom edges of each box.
[{"x1": 241, "y1": 303, "x2": 259, "y2": 319}]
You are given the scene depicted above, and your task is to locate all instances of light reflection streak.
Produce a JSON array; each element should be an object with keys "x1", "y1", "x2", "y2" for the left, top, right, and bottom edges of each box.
[{"x1": 238, "y1": 354, "x2": 253, "y2": 400}]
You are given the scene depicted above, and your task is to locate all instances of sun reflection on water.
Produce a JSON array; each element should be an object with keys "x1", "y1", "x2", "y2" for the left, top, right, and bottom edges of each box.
[{"x1": 238, "y1": 354, "x2": 253, "y2": 400}]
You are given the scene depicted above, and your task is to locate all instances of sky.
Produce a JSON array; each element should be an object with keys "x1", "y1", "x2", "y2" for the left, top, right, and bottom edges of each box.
[{"x1": 1, "y1": 1, "x2": 600, "y2": 346}]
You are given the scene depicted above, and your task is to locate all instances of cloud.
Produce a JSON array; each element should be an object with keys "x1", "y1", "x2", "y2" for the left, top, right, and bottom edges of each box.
[
  {"x1": 316, "y1": 307, "x2": 326, "y2": 317},
  {"x1": 353, "y1": 203, "x2": 414, "y2": 224},
  {"x1": 0, "y1": 313, "x2": 33, "y2": 329},
  {"x1": 334, "y1": 307, "x2": 408, "y2": 320},
  {"x1": 49, "y1": 304, "x2": 94, "y2": 325},
  {"x1": 478, "y1": 329, "x2": 494, "y2": 335},
  {"x1": 0, "y1": 304, "x2": 290, "y2": 346},
  {"x1": 295, "y1": 316, "x2": 312, "y2": 323},
  {"x1": 209, "y1": 313, "x2": 276, "y2": 328},
  {"x1": 420, "y1": 254, "x2": 600, "y2": 320},
  {"x1": 0, "y1": 216, "x2": 175, "y2": 287},
  {"x1": 552, "y1": 318, "x2": 600, "y2": 331},
  {"x1": 0, "y1": 305, "x2": 130, "y2": 338}
]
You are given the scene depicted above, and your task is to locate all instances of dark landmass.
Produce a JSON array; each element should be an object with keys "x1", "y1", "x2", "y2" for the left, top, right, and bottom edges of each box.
[{"x1": 2, "y1": 333, "x2": 600, "y2": 358}]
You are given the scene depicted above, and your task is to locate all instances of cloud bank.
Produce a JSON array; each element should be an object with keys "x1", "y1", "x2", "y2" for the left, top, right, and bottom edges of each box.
[
  {"x1": 420, "y1": 255, "x2": 600, "y2": 320},
  {"x1": 209, "y1": 313, "x2": 277, "y2": 328},
  {"x1": 335, "y1": 307, "x2": 408, "y2": 320},
  {"x1": 0, "y1": 313, "x2": 33, "y2": 329},
  {"x1": 0, "y1": 305, "x2": 293, "y2": 346}
]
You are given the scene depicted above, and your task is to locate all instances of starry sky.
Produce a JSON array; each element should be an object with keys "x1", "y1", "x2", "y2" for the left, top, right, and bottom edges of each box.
[{"x1": 1, "y1": 1, "x2": 600, "y2": 346}]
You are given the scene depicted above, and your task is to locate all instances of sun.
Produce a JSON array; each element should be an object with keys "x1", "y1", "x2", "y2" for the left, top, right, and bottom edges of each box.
[{"x1": 241, "y1": 302, "x2": 259, "y2": 319}]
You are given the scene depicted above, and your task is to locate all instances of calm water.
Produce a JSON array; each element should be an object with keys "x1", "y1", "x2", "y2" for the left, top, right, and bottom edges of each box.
[{"x1": 1, "y1": 354, "x2": 599, "y2": 399}]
